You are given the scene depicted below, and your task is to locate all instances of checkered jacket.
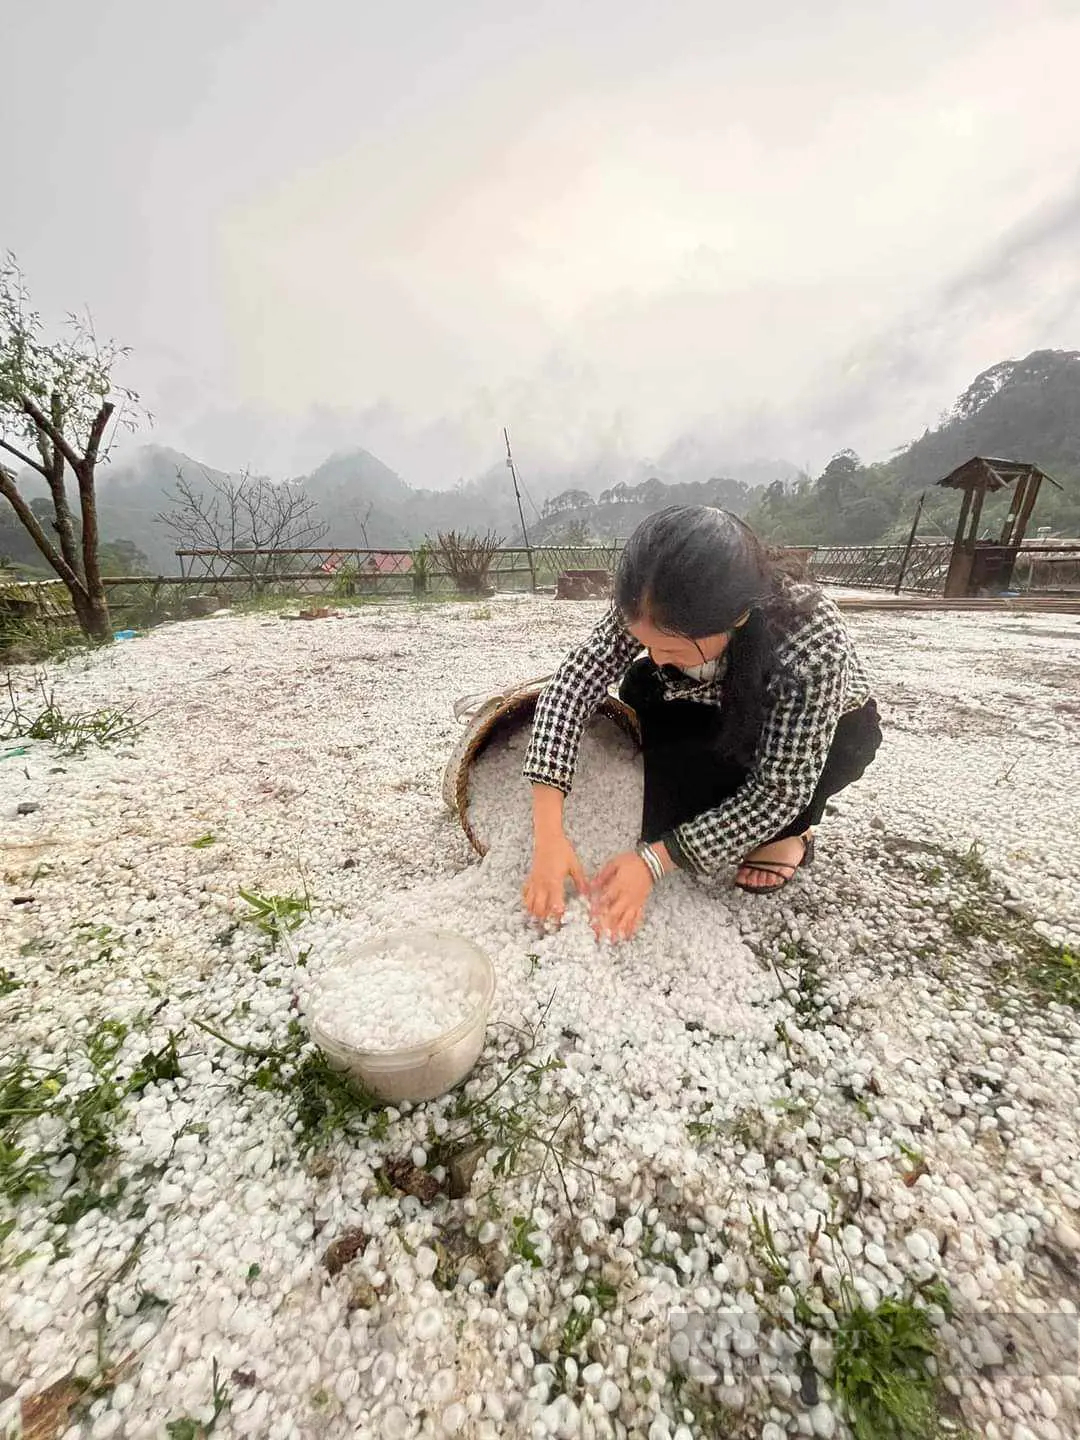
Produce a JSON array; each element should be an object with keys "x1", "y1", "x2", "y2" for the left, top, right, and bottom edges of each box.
[{"x1": 522, "y1": 588, "x2": 872, "y2": 875}]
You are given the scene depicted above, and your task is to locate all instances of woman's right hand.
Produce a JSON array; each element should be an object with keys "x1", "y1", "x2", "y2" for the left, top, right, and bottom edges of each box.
[{"x1": 523, "y1": 834, "x2": 589, "y2": 925}]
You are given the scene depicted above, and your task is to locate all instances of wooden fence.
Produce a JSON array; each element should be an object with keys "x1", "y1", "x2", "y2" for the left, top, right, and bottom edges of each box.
[
  {"x1": 807, "y1": 539, "x2": 1080, "y2": 594},
  {"x1": 4, "y1": 536, "x2": 1078, "y2": 633},
  {"x1": 807, "y1": 542, "x2": 954, "y2": 594},
  {"x1": 174, "y1": 544, "x2": 625, "y2": 596}
]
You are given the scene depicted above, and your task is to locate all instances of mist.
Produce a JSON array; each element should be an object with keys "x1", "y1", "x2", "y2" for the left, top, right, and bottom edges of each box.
[{"x1": 4, "y1": 0, "x2": 1080, "y2": 488}]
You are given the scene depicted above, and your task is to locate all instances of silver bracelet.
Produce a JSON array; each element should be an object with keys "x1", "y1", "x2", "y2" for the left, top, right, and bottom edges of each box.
[{"x1": 637, "y1": 842, "x2": 665, "y2": 884}]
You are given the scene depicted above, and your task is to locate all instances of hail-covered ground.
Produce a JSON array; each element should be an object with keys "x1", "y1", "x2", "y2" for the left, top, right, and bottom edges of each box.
[{"x1": 1, "y1": 595, "x2": 1078, "y2": 1440}]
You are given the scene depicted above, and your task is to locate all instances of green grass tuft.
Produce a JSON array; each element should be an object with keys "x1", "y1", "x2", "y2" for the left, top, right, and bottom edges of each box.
[
  {"x1": 1026, "y1": 944, "x2": 1079, "y2": 1009},
  {"x1": 509, "y1": 1214, "x2": 542, "y2": 1267},
  {"x1": 0, "y1": 967, "x2": 23, "y2": 997},
  {"x1": 237, "y1": 887, "x2": 312, "y2": 946},
  {"x1": 196, "y1": 1017, "x2": 388, "y2": 1152},
  {"x1": 833, "y1": 1292, "x2": 950, "y2": 1440},
  {"x1": 2, "y1": 677, "x2": 145, "y2": 754},
  {"x1": 165, "y1": 1357, "x2": 230, "y2": 1437},
  {"x1": 559, "y1": 1276, "x2": 618, "y2": 1353},
  {"x1": 0, "y1": 1022, "x2": 185, "y2": 1217}
]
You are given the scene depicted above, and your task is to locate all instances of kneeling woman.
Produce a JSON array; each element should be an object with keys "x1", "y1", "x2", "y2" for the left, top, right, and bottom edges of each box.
[{"x1": 522, "y1": 506, "x2": 881, "y2": 939}]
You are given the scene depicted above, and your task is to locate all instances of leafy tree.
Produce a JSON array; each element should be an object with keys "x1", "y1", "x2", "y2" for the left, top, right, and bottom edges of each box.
[
  {"x1": 839, "y1": 496, "x2": 894, "y2": 544},
  {"x1": 98, "y1": 537, "x2": 151, "y2": 574},
  {"x1": 554, "y1": 517, "x2": 592, "y2": 546},
  {"x1": 762, "y1": 479, "x2": 788, "y2": 509},
  {"x1": 542, "y1": 489, "x2": 592, "y2": 518},
  {"x1": 638, "y1": 477, "x2": 668, "y2": 506},
  {"x1": 817, "y1": 449, "x2": 862, "y2": 507},
  {"x1": 0, "y1": 254, "x2": 141, "y2": 641}
]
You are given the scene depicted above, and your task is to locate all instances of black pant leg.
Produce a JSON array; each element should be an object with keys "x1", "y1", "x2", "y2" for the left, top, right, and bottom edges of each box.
[
  {"x1": 771, "y1": 698, "x2": 883, "y2": 841},
  {"x1": 619, "y1": 658, "x2": 747, "y2": 844}
]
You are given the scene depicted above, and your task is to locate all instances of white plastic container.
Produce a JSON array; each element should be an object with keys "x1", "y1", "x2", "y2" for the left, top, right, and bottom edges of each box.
[{"x1": 309, "y1": 928, "x2": 496, "y2": 1104}]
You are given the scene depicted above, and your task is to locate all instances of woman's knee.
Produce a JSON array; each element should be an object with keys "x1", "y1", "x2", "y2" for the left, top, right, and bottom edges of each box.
[
  {"x1": 819, "y1": 700, "x2": 882, "y2": 795},
  {"x1": 848, "y1": 699, "x2": 883, "y2": 772}
]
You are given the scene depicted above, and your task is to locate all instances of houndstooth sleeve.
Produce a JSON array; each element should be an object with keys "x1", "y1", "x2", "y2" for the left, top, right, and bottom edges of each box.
[
  {"x1": 662, "y1": 603, "x2": 854, "y2": 875},
  {"x1": 523, "y1": 608, "x2": 642, "y2": 794}
]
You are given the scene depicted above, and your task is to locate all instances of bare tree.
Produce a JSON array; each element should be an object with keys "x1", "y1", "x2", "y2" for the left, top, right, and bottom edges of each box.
[
  {"x1": 158, "y1": 468, "x2": 328, "y2": 582},
  {"x1": 432, "y1": 529, "x2": 503, "y2": 595},
  {"x1": 355, "y1": 501, "x2": 373, "y2": 552},
  {"x1": 0, "y1": 254, "x2": 142, "y2": 642}
]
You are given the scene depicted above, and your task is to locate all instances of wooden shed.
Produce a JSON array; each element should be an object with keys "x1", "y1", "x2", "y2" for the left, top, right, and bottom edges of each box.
[{"x1": 938, "y1": 457, "x2": 1061, "y2": 597}]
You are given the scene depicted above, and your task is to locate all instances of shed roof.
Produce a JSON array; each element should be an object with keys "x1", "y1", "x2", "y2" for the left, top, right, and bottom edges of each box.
[{"x1": 936, "y1": 456, "x2": 1062, "y2": 492}]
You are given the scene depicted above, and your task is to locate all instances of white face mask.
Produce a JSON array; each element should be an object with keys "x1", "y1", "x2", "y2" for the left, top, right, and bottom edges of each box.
[{"x1": 678, "y1": 656, "x2": 721, "y2": 682}]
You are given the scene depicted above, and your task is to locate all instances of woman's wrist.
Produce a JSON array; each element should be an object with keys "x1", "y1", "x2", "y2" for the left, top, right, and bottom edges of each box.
[
  {"x1": 637, "y1": 840, "x2": 673, "y2": 882},
  {"x1": 531, "y1": 783, "x2": 567, "y2": 840}
]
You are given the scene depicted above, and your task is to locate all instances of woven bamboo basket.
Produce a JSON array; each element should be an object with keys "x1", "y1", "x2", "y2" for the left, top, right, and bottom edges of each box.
[{"x1": 442, "y1": 676, "x2": 640, "y2": 857}]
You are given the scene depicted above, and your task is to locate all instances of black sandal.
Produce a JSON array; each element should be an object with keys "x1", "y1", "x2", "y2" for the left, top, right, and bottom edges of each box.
[{"x1": 734, "y1": 833, "x2": 815, "y2": 894}]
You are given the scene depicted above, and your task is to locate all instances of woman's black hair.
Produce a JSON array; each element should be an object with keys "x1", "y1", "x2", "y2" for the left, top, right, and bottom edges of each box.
[{"x1": 614, "y1": 506, "x2": 815, "y2": 766}]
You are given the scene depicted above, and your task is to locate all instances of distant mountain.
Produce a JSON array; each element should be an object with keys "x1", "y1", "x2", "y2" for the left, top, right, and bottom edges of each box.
[
  {"x1": 1, "y1": 442, "x2": 539, "y2": 572},
  {"x1": 748, "y1": 349, "x2": 1080, "y2": 545},
  {"x1": 295, "y1": 448, "x2": 416, "y2": 548},
  {"x1": 532, "y1": 474, "x2": 766, "y2": 543},
  {"x1": 92, "y1": 446, "x2": 239, "y2": 569},
  {"x1": 881, "y1": 349, "x2": 1080, "y2": 501},
  {"x1": 299, "y1": 449, "x2": 413, "y2": 510},
  {"x1": 650, "y1": 439, "x2": 802, "y2": 491}
]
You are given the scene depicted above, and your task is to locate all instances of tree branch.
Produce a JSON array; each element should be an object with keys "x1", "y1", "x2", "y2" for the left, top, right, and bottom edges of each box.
[
  {"x1": 47, "y1": 394, "x2": 83, "y2": 578},
  {"x1": 34, "y1": 422, "x2": 51, "y2": 472},
  {"x1": 84, "y1": 400, "x2": 114, "y2": 469},
  {"x1": 18, "y1": 394, "x2": 84, "y2": 472},
  {"x1": 0, "y1": 437, "x2": 47, "y2": 479},
  {"x1": 155, "y1": 469, "x2": 325, "y2": 582},
  {"x1": 0, "y1": 465, "x2": 86, "y2": 596},
  {"x1": 157, "y1": 471, "x2": 227, "y2": 554},
  {"x1": 73, "y1": 452, "x2": 103, "y2": 594},
  {"x1": 79, "y1": 490, "x2": 102, "y2": 591}
]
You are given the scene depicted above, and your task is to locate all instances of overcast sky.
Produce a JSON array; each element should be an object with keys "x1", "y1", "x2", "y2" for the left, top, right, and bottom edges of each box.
[{"x1": 4, "y1": 0, "x2": 1080, "y2": 485}]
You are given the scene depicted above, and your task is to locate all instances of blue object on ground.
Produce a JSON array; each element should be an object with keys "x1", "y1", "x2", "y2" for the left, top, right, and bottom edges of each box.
[{"x1": 114, "y1": 629, "x2": 138, "y2": 640}]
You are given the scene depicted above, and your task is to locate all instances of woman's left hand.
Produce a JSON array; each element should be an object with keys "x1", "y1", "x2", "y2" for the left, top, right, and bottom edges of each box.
[{"x1": 589, "y1": 851, "x2": 654, "y2": 941}]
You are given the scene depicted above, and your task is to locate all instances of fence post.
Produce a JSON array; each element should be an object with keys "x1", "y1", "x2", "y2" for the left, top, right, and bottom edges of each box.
[
  {"x1": 503, "y1": 429, "x2": 537, "y2": 591},
  {"x1": 895, "y1": 492, "x2": 926, "y2": 594}
]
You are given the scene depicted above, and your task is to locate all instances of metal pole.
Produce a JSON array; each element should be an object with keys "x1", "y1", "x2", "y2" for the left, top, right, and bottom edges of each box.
[
  {"x1": 503, "y1": 427, "x2": 536, "y2": 591},
  {"x1": 895, "y1": 491, "x2": 926, "y2": 594}
]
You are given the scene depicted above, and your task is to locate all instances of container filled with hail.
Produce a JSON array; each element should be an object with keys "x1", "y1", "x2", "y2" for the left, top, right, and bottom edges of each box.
[{"x1": 307, "y1": 928, "x2": 495, "y2": 1104}]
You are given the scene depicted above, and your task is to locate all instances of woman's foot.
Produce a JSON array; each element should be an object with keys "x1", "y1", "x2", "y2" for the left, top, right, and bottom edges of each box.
[{"x1": 735, "y1": 832, "x2": 814, "y2": 892}]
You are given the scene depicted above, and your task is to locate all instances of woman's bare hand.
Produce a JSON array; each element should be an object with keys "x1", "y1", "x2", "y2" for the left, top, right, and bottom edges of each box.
[
  {"x1": 523, "y1": 835, "x2": 589, "y2": 924},
  {"x1": 589, "y1": 850, "x2": 654, "y2": 941}
]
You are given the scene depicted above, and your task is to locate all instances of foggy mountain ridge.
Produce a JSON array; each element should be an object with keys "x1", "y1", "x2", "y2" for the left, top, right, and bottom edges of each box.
[
  {"x1": 4, "y1": 347, "x2": 1077, "y2": 576},
  {"x1": 64, "y1": 439, "x2": 801, "y2": 569}
]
